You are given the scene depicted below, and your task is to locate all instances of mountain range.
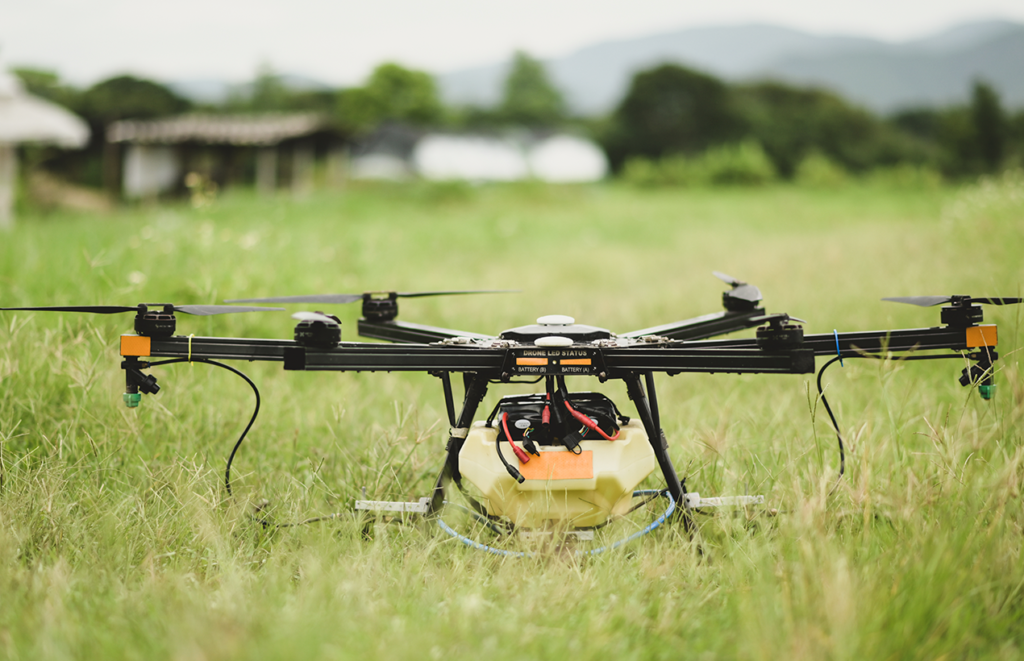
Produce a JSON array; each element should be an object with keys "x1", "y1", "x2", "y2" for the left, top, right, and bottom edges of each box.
[
  {"x1": 168, "y1": 19, "x2": 1024, "y2": 116},
  {"x1": 437, "y1": 19, "x2": 1024, "y2": 114}
]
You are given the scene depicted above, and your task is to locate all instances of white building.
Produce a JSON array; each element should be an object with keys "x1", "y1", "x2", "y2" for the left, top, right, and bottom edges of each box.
[{"x1": 351, "y1": 127, "x2": 608, "y2": 184}]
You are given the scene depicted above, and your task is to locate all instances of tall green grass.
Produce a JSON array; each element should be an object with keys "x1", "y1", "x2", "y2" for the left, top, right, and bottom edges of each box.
[{"x1": 1, "y1": 176, "x2": 1022, "y2": 659}]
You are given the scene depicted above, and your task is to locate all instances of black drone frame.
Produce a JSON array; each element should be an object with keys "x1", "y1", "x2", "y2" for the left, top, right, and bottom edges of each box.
[{"x1": 112, "y1": 292, "x2": 1001, "y2": 520}]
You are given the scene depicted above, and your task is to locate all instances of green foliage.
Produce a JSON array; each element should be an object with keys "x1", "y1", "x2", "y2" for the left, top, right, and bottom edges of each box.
[
  {"x1": 79, "y1": 75, "x2": 191, "y2": 123},
  {"x1": 222, "y1": 65, "x2": 337, "y2": 115},
  {"x1": 794, "y1": 151, "x2": 849, "y2": 188},
  {"x1": 619, "y1": 156, "x2": 665, "y2": 186},
  {"x1": 336, "y1": 63, "x2": 443, "y2": 132},
  {"x1": 603, "y1": 64, "x2": 744, "y2": 168},
  {"x1": 698, "y1": 140, "x2": 777, "y2": 185},
  {"x1": 248, "y1": 64, "x2": 292, "y2": 111},
  {"x1": 736, "y1": 82, "x2": 921, "y2": 178},
  {"x1": 11, "y1": 67, "x2": 79, "y2": 109},
  {"x1": 889, "y1": 86, "x2": 1018, "y2": 178},
  {"x1": 971, "y1": 80, "x2": 1008, "y2": 173},
  {"x1": 499, "y1": 51, "x2": 566, "y2": 127},
  {"x1": 1010, "y1": 110, "x2": 1024, "y2": 167},
  {"x1": 621, "y1": 141, "x2": 776, "y2": 187},
  {"x1": 446, "y1": 104, "x2": 506, "y2": 130},
  {"x1": 863, "y1": 163, "x2": 944, "y2": 189}
]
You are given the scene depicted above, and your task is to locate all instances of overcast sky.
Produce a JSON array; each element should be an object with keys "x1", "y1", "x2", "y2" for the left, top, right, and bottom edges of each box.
[{"x1": 2, "y1": 0, "x2": 1023, "y2": 87}]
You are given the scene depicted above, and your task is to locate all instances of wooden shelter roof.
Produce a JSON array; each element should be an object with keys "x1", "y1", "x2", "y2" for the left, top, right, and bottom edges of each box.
[{"x1": 107, "y1": 113, "x2": 335, "y2": 146}]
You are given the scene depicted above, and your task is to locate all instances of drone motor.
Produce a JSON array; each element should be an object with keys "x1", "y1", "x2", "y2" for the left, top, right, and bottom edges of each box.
[
  {"x1": 134, "y1": 304, "x2": 177, "y2": 338},
  {"x1": 754, "y1": 314, "x2": 806, "y2": 352},
  {"x1": 940, "y1": 300, "x2": 985, "y2": 328},
  {"x1": 292, "y1": 312, "x2": 342, "y2": 348}
]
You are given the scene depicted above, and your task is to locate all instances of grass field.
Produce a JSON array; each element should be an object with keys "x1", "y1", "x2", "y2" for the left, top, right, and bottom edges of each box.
[{"x1": 1, "y1": 176, "x2": 1023, "y2": 660}]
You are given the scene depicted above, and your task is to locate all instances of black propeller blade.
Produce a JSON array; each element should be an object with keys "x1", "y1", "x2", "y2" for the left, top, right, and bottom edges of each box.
[
  {"x1": 713, "y1": 271, "x2": 762, "y2": 304},
  {"x1": 226, "y1": 294, "x2": 364, "y2": 305},
  {"x1": 750, "y1": 313, "x2": 807, "y2": 325},
  {"x1": 0, "y1": 304, "x2": 283, "y2": 315},
  {"x1": 395, "y1": 289, "x2": 518, "y2": 298},
  {"x1": 0, "y1": 305, "x2": 139, "y2": 314},
  {"x1": 883, "y1": 296, "x2": 1023, "y2": 307},
  {"x1": 175, "y1": 305, "x2": 285, "y2": 315},
  {"x1": 292, "y1": 311, "x2": 340, "y2": 324},
  {"x1": 225, "y1": 290, "x2": 518, "y2": 305}
]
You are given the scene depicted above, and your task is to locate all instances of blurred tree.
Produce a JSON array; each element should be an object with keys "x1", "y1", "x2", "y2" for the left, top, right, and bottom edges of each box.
[
  {"x1": 970, "y1": 80, "x2": 1007, "y2": 173},
  {"x1": 602, "y1": 64, "x2": 743, "y2": 168},
  {"x1": 735, "y1": 82, "x2": 920, "y2": 177},
  {"x1": 79, "y1": 75, "x2": 191, "y2": 123},
  {"x1": 499, "y1": 51, "x2": 565, "y2": 127},
  {"x1": 224, "y1": 65, "x2": 337, "y2": 114},
  {"x1": 1009, "y1": 109, "x2": 1024, "y2": 167},
  {"x1": 934, "y1": 108, "x2": 977, "y2": 175},
  {"x1": 337, "y1": 63, "x2": 443, "y2": 132},
  {"x1": 890, "y1": 102, "x2": 1017, "y2": 177},
  {"x1": 891, "y1": 108, "x2": 945, "y2": 142},
  {"x1": 246, "y1": 64, "x2": 291, "y2": 111},
  {"x1": 448, "y1": 105, "x2": 505, "y2": 130},
  {"x1": 12, "y1": 68, "x2": 79, "y2": 109}
]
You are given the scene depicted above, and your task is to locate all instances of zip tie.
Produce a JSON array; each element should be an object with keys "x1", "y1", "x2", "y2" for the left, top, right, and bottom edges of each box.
[
  {"x1": 833, "y1": 329, "x2": 843, "y2": 367},
  {"x1": 188, "y1": 333, "x2": 195, "y2": 364},
  {"x1": 449, "y1": 427, "x2": 469, "y2": 439}
]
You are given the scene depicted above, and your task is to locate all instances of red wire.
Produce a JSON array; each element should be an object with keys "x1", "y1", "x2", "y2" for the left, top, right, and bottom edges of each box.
[
  {"x1": 563, "y1": 401, "x2": 619, "y2": 441},
  {"x1": 502, "y1": 412, "x2": 531, "y2": 463}
]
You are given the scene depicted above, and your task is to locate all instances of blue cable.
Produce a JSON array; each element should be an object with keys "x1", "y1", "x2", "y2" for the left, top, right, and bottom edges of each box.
[
  {"x1": 833, "y1": 329, "x2": 844, "y2": 367},
  {"x1": 581, "y1": 490, "x2": 675, "y2": 556},
  {"x1": 436, "y1": 490, "x2": 676, "y2": 558}
]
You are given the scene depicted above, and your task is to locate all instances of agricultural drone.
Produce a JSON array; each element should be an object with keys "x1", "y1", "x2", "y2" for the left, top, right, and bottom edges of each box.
[{"x1": 1, "y1": 276, "x2": 1015, "y2": 555}]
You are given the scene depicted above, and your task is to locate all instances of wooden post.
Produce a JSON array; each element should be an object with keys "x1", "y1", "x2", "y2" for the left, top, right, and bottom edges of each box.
[
  {"x1": 292, "y1": 141, "x2": 314, "y2": 198},
  {"x1": 102, "y1": 139, "x2": 121, "y2": 198},
  {"x1": 0, "y1": 144, "x2": 16, "y2": 230},
  {"x1": 256, "y1": 147, "x2": 277, "y2": 195},
  {"x1": 326, "y1": 145, "x2": 349, "y2": 189}
]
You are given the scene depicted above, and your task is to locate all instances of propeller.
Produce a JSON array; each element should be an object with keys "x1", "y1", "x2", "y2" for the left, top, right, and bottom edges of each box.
[
  {"x1": 883, "y1": 296, "x2": 1022, "y2": 307},
  {"x1": 713, "y1": 271, "x2": 762, "y2": 303},
  {"x1": 750, "y1": 313, "x2": 806, "y2": 326},
  {"x1": 292, "y1": 311, "x2": 340, "y2": 324},
  {"x1": 0, "y1": 303, "x2": 283, "y2": 315},
  {"x1": 225, "y1": 290, "x2": 518, "y2": 305}
]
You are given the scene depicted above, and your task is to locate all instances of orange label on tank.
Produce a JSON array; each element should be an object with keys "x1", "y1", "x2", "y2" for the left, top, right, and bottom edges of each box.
[
  {"x1": 519, "y1": 450, "x2": 593, "y2": 480},
  {"x1": 120, "y1": 334, "x2": 151, "y2": 356},
  {"x1": 965, "y1": 325, "x2": 997, "y2": 348}
]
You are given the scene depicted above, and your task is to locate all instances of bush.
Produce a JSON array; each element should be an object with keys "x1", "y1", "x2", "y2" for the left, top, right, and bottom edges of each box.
[
  {"x1": 621, "y1": 141, "x2": 776, "y2": 187},
  {"x1": 795, "y1": 152, "x2": 849, "y2": 187},
  {"x1": 697, "y1": 141, "x2": 777, "y2": 185},
  {"x1": 863, "y1": 164, "x2": 943, "y2": 189},
  {"x1": 620, "y1": 157, "x2": 664, "y2": 187}
]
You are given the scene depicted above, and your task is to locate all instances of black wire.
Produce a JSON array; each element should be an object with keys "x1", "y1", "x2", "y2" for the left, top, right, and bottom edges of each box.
[
  {"x1": 815, "y1": 351, "x2": 959, "y2": 494},
  {"x1": 494, "y1": 419, "x2": 524, "y2": 483},
  {"x1": 149, "y1": 357, "x2": 260, "y2": 497},
  {"x1": 148, "y1": 359, "x2": 394, "y2": 530},
  {"x1": 816, "y1": 356, "x2": 846, "y2": 491}
]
